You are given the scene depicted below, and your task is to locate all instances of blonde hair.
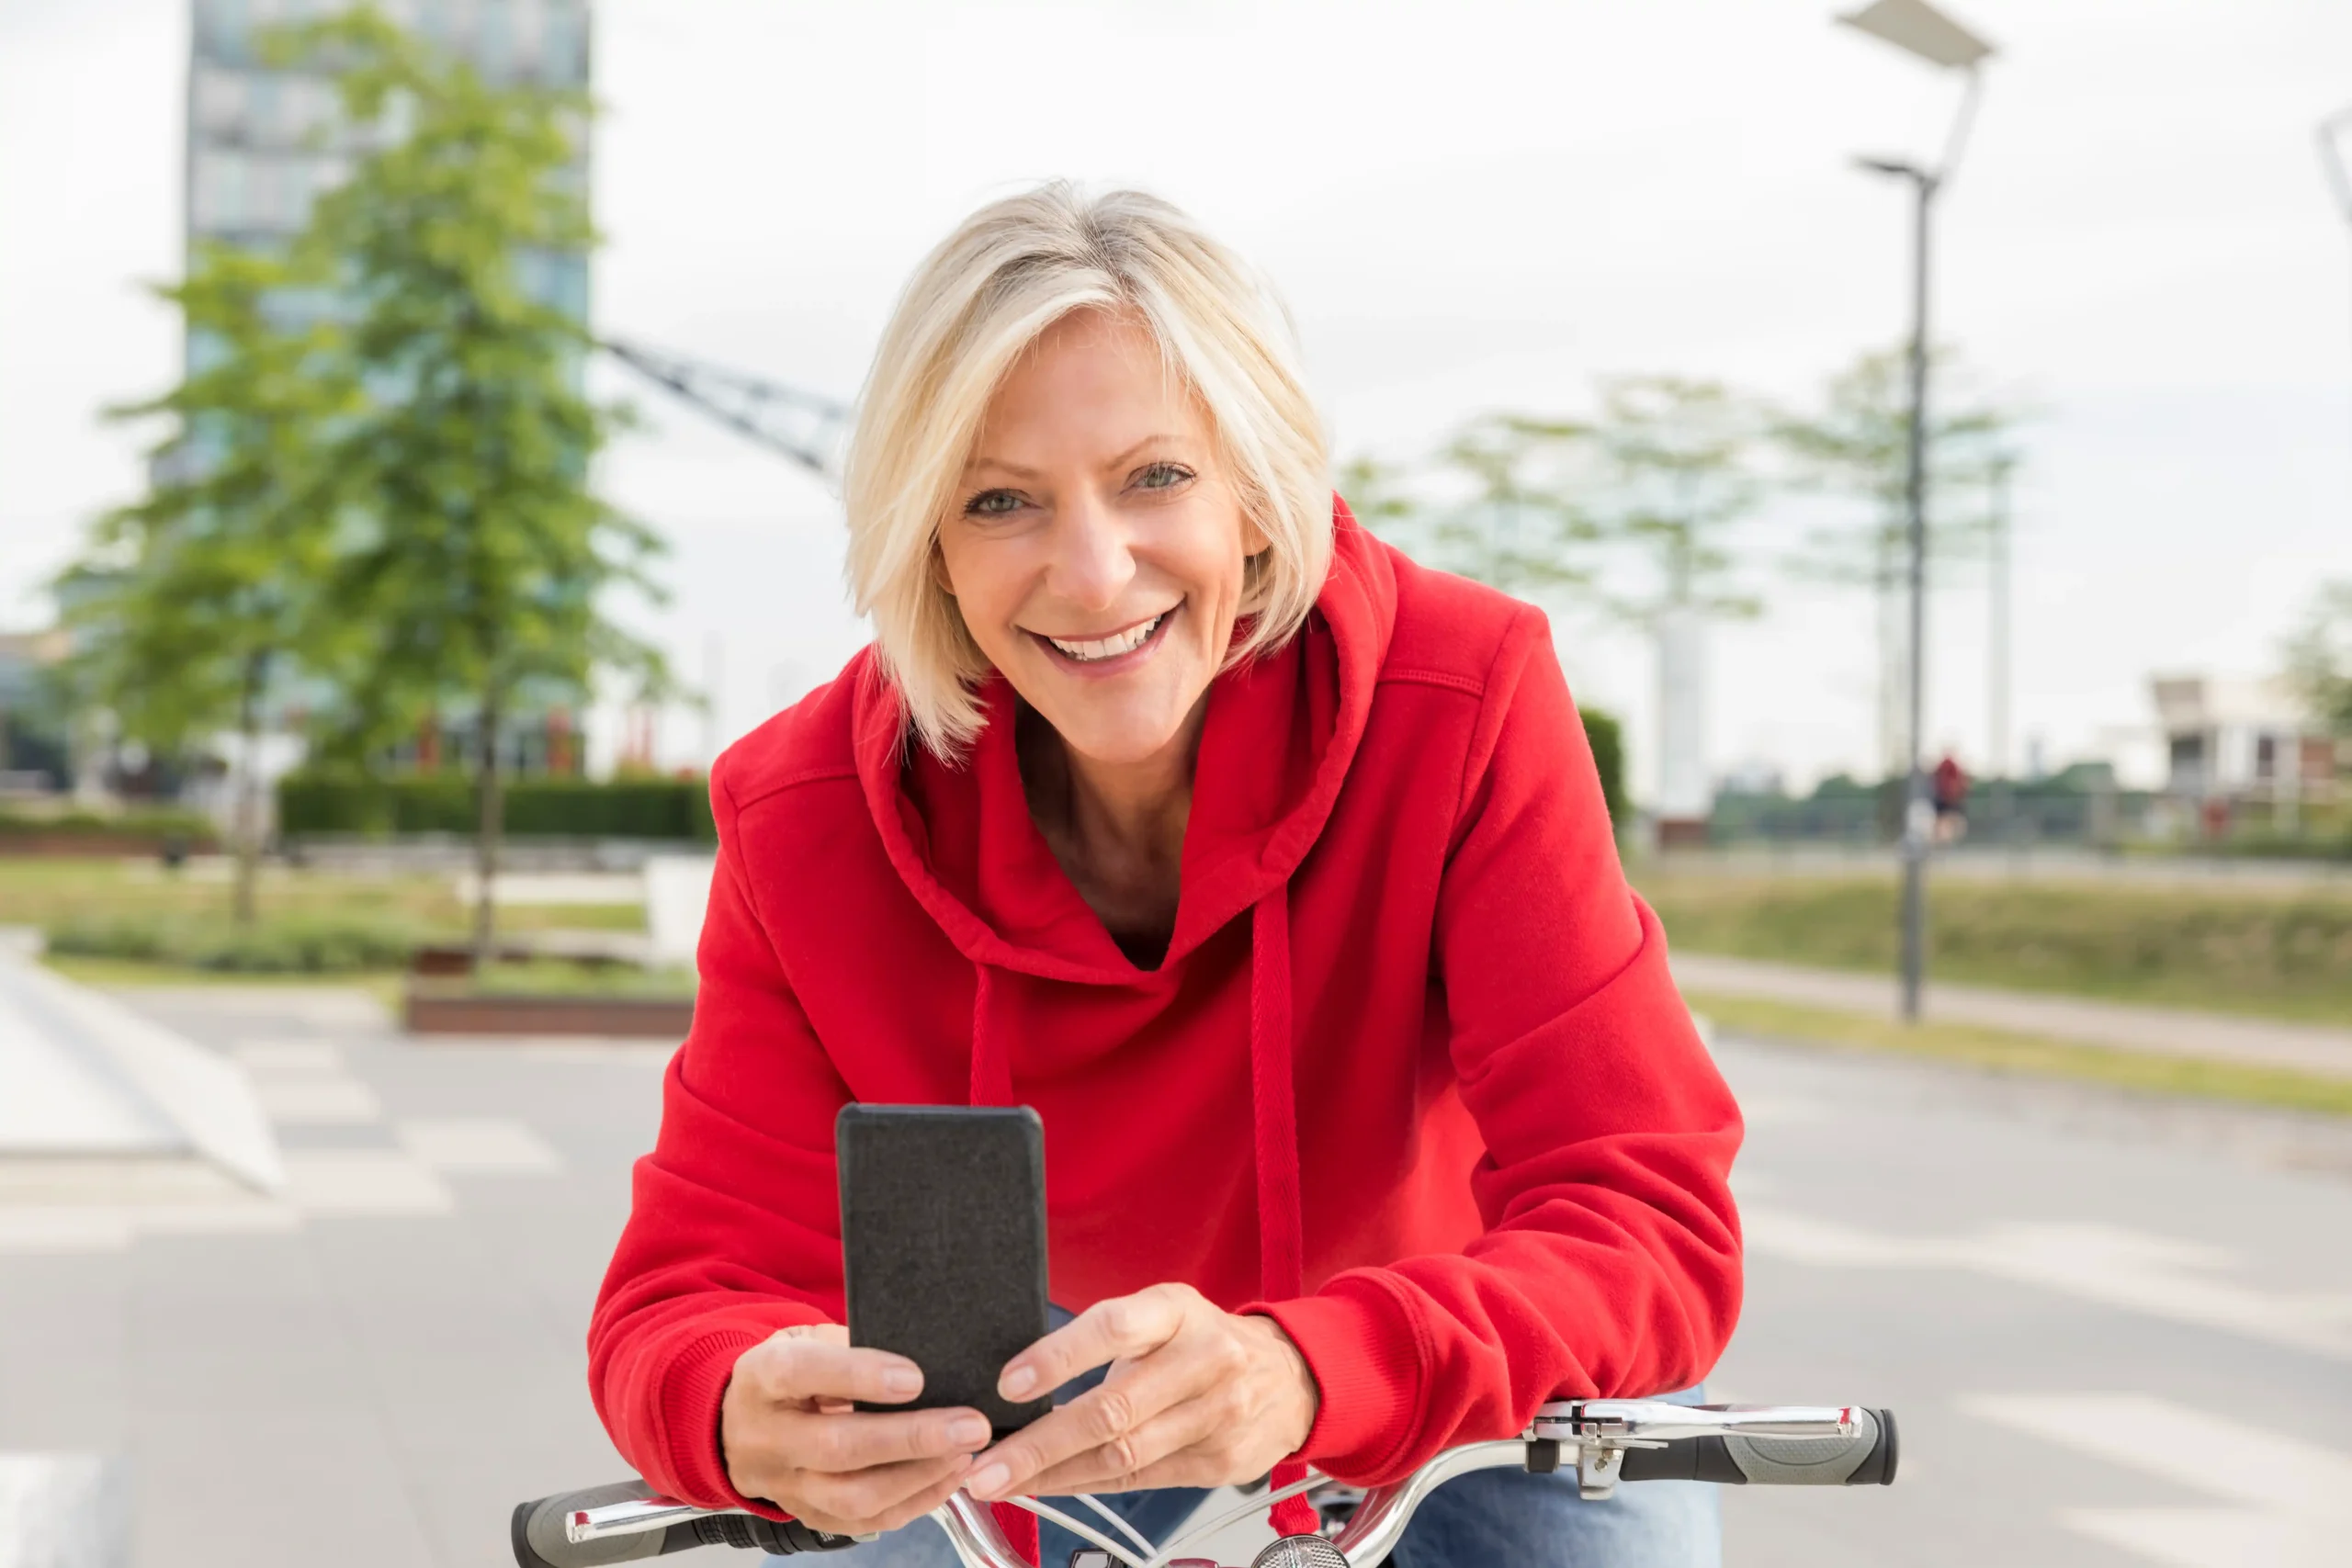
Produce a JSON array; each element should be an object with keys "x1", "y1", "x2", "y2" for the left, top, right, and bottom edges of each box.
[{"x1": 842, "y1": 183, "x2": 1332, "y2": 758}]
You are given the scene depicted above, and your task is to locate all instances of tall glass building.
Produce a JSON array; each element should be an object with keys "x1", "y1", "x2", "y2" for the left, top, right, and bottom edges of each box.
[
  {"x1": 181, "y1": 0, "x2": 598, "y2": 780},
  {"x1": 186, "y1": 0, "x2": 592, "y2": 354}
]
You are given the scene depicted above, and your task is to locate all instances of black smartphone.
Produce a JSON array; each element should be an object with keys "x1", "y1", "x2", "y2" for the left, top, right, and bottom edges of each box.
[{"x1": 835, "y1": 1103, "x2": 1052, "y2": 1436}]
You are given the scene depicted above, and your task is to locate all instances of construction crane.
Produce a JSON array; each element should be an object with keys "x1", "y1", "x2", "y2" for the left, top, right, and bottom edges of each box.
[{"x1": 598, "y1": 337, "x2": 851, "y2": 479}]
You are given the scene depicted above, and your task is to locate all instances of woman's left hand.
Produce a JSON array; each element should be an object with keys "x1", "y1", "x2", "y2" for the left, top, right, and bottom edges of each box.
[{"x1": 963, "y1": 1282, "x2": 1320, "y2": 1500}]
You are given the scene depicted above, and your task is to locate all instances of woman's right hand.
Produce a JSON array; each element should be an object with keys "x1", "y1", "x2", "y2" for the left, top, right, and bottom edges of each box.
[{"x1": 720, "y1": 1324, "x2": 992, "y2": 1537}]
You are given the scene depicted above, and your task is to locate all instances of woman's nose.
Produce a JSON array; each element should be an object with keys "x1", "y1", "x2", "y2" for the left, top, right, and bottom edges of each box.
[{"x1": 1046, "y1": 493, "x2": 1136, "y2": 611}]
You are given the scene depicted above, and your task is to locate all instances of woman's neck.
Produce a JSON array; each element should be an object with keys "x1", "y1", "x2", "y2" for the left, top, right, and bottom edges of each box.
[{"x1": 1016, "y1": 699, "x2": 1207, "y2": 967}]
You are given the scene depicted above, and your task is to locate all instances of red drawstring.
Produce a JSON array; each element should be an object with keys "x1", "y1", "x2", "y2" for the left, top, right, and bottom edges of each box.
[
  {"x1": 1249, "y1": 891, "x2": 1304, "y2": 1297},
  {"x1": 969, "y1": 964, "x2": 1013, "y2": 1108},
  {"x1": 1250, "y1": 890, "x2": 1319, "y2": 1540},
  {"x1": 972, "y1": 966, "x2": 1040, "y2": 1562}
]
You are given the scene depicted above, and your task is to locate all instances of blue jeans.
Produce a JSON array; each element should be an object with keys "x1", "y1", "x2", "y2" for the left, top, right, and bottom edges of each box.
[{"x1": 803, "y1": 1358, "x2": 1720, "y2": 1568}]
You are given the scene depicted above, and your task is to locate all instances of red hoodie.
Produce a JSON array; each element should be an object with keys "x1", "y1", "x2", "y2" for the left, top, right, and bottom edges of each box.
[{"x1": 589, "y1": 513, "x2": 1743, "y2": 1511}]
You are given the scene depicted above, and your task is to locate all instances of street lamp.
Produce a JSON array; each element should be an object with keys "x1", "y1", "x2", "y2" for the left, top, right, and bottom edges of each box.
[
  {"x1": 2319, "y1": 108, "x2": 2352, "y2": 452},
  {"x1": 1835, "y1": 0, "x2": 1996, "y2": 1021},
  {"x1": 2318, "y1": 107, "x2": 2352, "y2": 230}
]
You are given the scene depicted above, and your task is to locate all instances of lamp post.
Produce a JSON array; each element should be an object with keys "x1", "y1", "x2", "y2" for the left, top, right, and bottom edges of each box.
[{"x1": 1835, "y1": 0, "x2": 1996, "y2": 1021}]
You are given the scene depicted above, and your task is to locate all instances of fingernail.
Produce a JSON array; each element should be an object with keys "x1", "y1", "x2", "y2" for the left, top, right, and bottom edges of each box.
[
  {"x1": 1001, "y1": 1366, "x2": 1037, "y2": 1399},
  {"x1": 967, "y1": 1462, "x2": 1009, "y2": 1499},
  {"x1": 882, "y1": 1366, "x2": 922, "y2": 1398},
  {"x1": 947, "y1": 1415, "x2": 989, "y2": 1448}
]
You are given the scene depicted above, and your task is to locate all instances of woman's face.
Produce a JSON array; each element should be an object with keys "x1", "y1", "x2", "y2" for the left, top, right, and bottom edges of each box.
[{"x1": 937, "y1": 309, "x2": 1265, "y2": 772}]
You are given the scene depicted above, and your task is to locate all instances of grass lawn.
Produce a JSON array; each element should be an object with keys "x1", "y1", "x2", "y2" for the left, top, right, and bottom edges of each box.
[
  {"x1": 469, "y1": 959, "x2": 695, "y2": 998},
  {"x1": 6, "y1": 856, "x2": 646, "y2": 987},
  {"x1": 1689, "y1": 990, "x2": 2352, "y2": 1121},
  {"x1": 40, "y1": 953, "x2": 407, "y2": 1009},
  {"x1": 1641, "y1": 873, "x2": 2352, "y2": 1029},
  {"x1": 0, "y1": 856, "x2": 644, "y2": 932}
]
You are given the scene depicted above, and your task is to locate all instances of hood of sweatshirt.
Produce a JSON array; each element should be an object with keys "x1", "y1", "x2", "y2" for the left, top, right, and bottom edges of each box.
[{"x1": 852, "y1": 505, "x2": 1393, "y2": 992}]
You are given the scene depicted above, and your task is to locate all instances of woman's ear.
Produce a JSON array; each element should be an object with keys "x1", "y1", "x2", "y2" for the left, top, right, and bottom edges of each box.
[{"x1": 928, "y1": 539, "x2": 956, "y2": 597}]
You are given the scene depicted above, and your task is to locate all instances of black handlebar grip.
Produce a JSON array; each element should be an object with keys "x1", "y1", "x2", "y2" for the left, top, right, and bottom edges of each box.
[
  {"x1": 511, "y1": 1483, "x2": 865, "y2": 1567},
  {"x1": 512, "y1": 1483, "x2": 673, "y2": 1568},
  {"x1": 1615, "y1": 1407, "x2": 1898, "y2": 1486},
  {"x1": 665, "y1": 1515, "x2": 864, "y2": 1553}
]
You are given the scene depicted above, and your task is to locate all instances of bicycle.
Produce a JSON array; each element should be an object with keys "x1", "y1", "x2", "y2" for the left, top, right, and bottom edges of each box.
[{"x1": 513, "y1": 1397, "x2": 1896, "y2": 1568}]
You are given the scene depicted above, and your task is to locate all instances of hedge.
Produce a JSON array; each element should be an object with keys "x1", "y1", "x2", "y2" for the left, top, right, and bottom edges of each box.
[
  {"x1": 1580, "y1": 707, "x2": 1626, "y2": 825},
  {"x1": 277, "y1": 772, "x2": 716, "y2": 842}
]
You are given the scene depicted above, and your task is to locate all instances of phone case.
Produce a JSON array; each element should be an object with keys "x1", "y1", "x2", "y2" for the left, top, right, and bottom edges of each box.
[{"x1": 836, "y1": 1103, "x2": 1052, "y2": 1435}]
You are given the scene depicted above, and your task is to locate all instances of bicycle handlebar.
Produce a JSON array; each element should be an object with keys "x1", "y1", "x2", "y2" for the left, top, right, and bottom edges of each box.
[
  {"x1": 510, "y1": 1481, "x2": 866, "y2": 1567},
  {"x1": 512, "y1": 1401, "x2": 1897, "y2": 1568}
]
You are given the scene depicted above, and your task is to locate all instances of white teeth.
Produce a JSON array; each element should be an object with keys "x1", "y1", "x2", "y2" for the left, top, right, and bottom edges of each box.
[{"x1": 1047, "y1": 612, "x2": 1165, "y2": 662}]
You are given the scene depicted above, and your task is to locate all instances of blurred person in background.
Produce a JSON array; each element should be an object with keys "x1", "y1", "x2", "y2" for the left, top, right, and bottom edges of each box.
[
  {"x1": 1933, "y1": 751, "x2": 1970, "y2": 843},
  {"x1": 587, "y1": 185, "x2": 1743, "y2": 1568}
]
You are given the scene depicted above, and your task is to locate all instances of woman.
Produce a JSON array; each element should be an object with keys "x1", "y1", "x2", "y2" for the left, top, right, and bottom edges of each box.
[{"x1": 589, "y1": 185, "x2": 1742, "y2": 1568}]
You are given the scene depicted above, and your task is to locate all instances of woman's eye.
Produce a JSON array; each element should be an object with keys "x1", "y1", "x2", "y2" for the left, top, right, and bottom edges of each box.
[
  {"x1": 964, "y1": 489, "x2": 1023, "y2": 517},
  {"x1": 1136, "y1": 462, "x2": 1193, "y2": 491}
]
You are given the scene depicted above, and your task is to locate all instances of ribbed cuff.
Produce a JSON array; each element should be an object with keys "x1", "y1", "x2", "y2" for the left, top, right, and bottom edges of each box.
[
  {"x1": 657, "y1": 1326, "x2": 789, "y2": 1517},
  {"x1": 1244, "y1": 1280, "x2": 1424, "y2": 1483}
]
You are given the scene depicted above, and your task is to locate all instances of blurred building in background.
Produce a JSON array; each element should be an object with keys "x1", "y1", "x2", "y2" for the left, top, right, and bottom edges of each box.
[
  {"x1": 187, "y1": 0, "x2": 592, "y2": 327},
  {"x1": 2150, "y1": 672, "x2": 2338, "y2": 819},
  {"x1": 0, "y1": 630, "x2": 73, "y2": 795},
  {"x1": 183, "y1": 0, "x2": 596, "y2": 784}
]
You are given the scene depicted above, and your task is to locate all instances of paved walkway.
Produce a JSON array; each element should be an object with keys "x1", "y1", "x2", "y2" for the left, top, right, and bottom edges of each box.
[{"x1": 1670, "y1": 952, "x2": 2352, "y2": 1083}]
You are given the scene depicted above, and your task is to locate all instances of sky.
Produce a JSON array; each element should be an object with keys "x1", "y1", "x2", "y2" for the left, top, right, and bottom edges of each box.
[{"x1": 5, "y1": 0, "x2": 2351, "y2": 797}]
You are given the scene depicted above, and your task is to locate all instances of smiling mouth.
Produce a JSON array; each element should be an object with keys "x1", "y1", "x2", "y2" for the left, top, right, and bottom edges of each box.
[{"x1": 1035, "y1": 607, "x2": 1175, "y2": 664}]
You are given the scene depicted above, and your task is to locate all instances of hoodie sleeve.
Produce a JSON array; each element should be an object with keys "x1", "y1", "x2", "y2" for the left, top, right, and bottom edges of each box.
[
  {"x1": 1254, "y1": 606, "x2": 1744, "y2": 1484},
  {"x1": 585, "y1": 766, "x2": 852, "y2": 1515}
]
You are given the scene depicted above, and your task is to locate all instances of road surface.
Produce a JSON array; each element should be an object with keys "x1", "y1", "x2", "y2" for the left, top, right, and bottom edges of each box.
[{"x1": 1, "y1": 983, "x2": 2346, "y2": 1567}]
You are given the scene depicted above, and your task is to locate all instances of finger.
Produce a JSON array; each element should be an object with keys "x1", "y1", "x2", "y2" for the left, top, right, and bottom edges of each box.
[
  {"x1": 869, "y1": 1458, "x2": 986, "y2": 1535},
  {"x1": 784, "y1": 1406, "x2": 995, "y2": 1474},
  {"x1": 741, "y1": 1333, "x2": 925, "y2": 1406},
  {"x1": 997, "y1": 1284, "x2": 1196, "y2": 1404},
  {"x1": 791, "y1": 1451, "x2": 976, "y2": 1536},
  {"x1": 968, "y1": 1337, "x2": 1219, "y2": 1501},
  {"x1": 1023, "y1": 1395, "x2": 1230, "y2": 1496}
]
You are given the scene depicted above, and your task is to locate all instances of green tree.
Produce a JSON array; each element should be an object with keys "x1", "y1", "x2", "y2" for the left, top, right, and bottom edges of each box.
[
  {"x1": 1775, "y1": 345, "x2": 2022, "y2": 572},
  {"x1": 2285, "y1": 581, "x2": 2352, "y2": 739},
  {"x1": 1774, "y1": 344, "x2": 2028, "y2": 777},
  {"x1": 1577, "y1": 376, "x2": 1769, "y2": 625},
  {"x1": 1340, "y1": 430, "x2": 1622, "y2": 822},
  {"x1": 55, "y1": 245, "x2": 358, "y2": 925},
  {"x1": 1343, "y1": 415, "x2": 1598, "y2": 598},
  {"x1": 278, "y1": 10, "x2": 669, "y2": 957}
]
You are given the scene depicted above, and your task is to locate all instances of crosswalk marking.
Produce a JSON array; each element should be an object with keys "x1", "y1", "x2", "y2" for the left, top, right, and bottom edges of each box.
[
  {"x1": 0, "y1": 1035, "x2": 567, "y2": 1252},
  {"x1": 397, "y1": 1117, "x2": 563, "y2": 1173},
  {"x1": 0, "y1": 1453, "x2": 126, "y2": 1568},
  {"x1": 1960, "y1": 1393, "x2": 2352, "y2": 1568}
]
